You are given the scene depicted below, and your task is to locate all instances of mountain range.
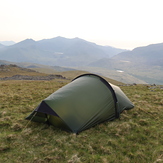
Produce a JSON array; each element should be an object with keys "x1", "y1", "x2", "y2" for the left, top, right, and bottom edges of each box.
[
  {"x1": 0, "y1": 37, "x2": 125, "y2": 67},
  {"x1": 89, "y1": 43, "x2": 163, "y2": 84},
  {"x1": 0, "y1": 41, "x2": 15, "y2": 46},
  {"x1": 0, "y1": 36, "x2": 163, "y2": 84}
]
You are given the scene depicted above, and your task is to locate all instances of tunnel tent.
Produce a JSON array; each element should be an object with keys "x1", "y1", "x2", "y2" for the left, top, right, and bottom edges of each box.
[{"x1": 26, "y1": 74, "x2": 134, "y2": 133}]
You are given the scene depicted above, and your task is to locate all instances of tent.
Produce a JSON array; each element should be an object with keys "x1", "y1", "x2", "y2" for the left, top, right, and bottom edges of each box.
[{"x1": 26, "y1": 74, "x2": 134, "y2": 133}]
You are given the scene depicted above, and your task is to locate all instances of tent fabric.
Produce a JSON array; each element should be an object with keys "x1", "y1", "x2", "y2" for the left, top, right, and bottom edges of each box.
[{"x1": 26, "y1": 73, "x2": 134, "y2": 133}]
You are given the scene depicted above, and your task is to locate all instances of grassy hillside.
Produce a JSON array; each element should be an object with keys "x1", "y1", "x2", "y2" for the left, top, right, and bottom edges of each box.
[
  {"x1": 30, "y1": 68, "x2": 87, "y2": 80},
  {"x1": 0, "y1": 76, "x2": 163, "y2": 162},
  {"x1": 0, "y1": 64, "x2": 47, "y2": 78},
  {"x1": 27, "y1": 65, "x2": 123, "y2": 85},
  {"x1": 77, "y1": 66, "x2": 147, "y2": 84}
]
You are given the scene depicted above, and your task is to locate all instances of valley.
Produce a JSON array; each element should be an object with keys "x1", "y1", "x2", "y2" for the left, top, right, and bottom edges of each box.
[{"x1": 0, "y1": 36, "x2": 163, "y2": 84}]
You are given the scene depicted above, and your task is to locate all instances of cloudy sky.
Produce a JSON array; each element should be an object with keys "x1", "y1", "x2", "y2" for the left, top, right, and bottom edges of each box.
[{"x1": 1, "y1": 0, "x2": 163, "y2": 49}]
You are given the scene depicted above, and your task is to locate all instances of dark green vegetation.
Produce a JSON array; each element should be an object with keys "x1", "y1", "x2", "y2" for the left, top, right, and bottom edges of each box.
[{"x1": 0, "y1": 71, "x2": 163, "y2": 162}]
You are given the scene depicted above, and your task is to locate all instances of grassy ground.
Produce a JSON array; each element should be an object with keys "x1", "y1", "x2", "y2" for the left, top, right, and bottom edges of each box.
[
  {"x1": 0, "y1": 79, "x2": 163, "y2": 163},
  {"x1": 0, "y1": 65, "x2": 48, "y2": 78}
]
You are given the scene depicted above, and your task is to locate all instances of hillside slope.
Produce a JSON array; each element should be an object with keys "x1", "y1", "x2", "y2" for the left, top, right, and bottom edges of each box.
[
  {"x1": 88, "y1": 43, "x2": 163, "y2": 84},
  {"x1": 113, "y1": 43, "x2": 163, "y2": 66},
  {"x1": 0, "y1": 43, "x2": 5, "y2": 48},
  {"x1": 0, "y1": 64, "x2": 124, "y2": 85},
  {"x1": 0, "y1": 64, "x2": 47, "y2": 78}
]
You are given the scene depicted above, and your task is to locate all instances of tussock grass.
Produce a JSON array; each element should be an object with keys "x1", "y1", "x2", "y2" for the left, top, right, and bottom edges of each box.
[{"x1": 0, "y1": 80, "x2": 163, "y2": 163}]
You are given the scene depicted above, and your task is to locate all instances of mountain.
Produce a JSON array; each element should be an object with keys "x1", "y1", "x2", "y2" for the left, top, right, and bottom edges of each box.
[
  {"x1": 0, "y1": 41, "x2": 15, "y2": 46},
  {"x1": 0, "y1": 37, "x2": 125, "y2": 67},
  {"x1": 88, "y1": 43, "x2": 163, "y2": 84},
  {"x1": 90, "y1": 43, "x2": 163, "y2": 69},
  {"x1": 0, "y1": 39, "x2": 49, "y2": 63},
  {"x1": 1, "y1": 37, "x2": 163, "y2": 84},
  {"x1": 38, "y1": 37, "x2": 124, "y2": 58},
  {"x1": 113, "y1": 43, "x2": 163, "y2": 66},
  {"x1": 0, "y1": 59, "x2": 13, "y2": 65},
  {"x1": 0, "y1": 43, "x2": 5, "y2": 48}
]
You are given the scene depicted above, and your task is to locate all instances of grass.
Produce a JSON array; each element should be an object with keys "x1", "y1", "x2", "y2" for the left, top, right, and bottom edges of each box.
[
  {"x1": 0, "y1": 64, "x2": 47, "y2": 78},
  {"x1": 0, "y1": 79, "x2": 163, "y2": 162}
]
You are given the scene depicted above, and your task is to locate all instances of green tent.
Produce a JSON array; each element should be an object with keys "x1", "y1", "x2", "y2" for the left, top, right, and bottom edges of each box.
[{"x1": 26, "y1": 74, "x2": 134, "y2": 133}]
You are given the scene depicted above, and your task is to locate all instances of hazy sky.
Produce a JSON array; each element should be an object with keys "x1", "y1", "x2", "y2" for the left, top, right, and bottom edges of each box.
[{"x1": 1, "y1": 0, "x2": 163, "y2": 49}]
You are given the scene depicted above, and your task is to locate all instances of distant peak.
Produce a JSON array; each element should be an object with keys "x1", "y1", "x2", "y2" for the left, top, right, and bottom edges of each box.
[
  {"x1": 12, "y1": 38, "x2": 36, "y2": 47},
  {"x1": 56, "y1": 36, "x2": 64, "y2": 38},
  {"x1": 23, "y1": 38, "x2": 35, "y2": 42},
  {"x1": 0, "y1": 41, "x2": 15, "y2": 46},
  {"x1": 54, "y1": 36, "x2": 69, "y2": 39},
  {"x1": 72, "y1": 37, "x2": 87, "y2": 43},
  {"x1": 74, "y1": 37, "x2": 80, "y2": 39}
]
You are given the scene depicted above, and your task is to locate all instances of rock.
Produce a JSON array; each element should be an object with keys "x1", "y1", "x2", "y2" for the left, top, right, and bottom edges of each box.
[{"x1": 0, "y1": 74, "x2": 66, "y2": 81}]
